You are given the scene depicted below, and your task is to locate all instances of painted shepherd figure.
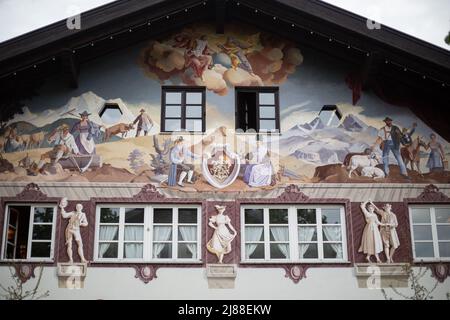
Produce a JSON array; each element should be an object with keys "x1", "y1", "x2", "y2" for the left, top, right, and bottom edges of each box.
[
  {"x1": 34, "y1": 124, "x2": 79, "y2": 174},
  {"x1": 206, "y1": 205, "x2": 237, "y2": 264},
  {"x1": 373, "y1": 117, "x2": 410, "y2": 180},
  {"x1": 60, "y1": 198, "x2": 88, "y2": 264},
  {"x1": 71, "y1": 111, "x2": 102, "y2": 155},
  {"x1": 168, "y1": 136, "x2": 200, "y2": 187},
  {"x1": 133, "y1": 108, "x2": 154, "y2": 137},
  {"x1": 359, "y1": 200, "x2": 384, "y2": 263}
]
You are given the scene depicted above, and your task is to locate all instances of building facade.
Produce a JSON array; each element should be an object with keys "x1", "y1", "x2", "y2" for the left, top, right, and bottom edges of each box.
[{"x1": 0, "y1": 0, "x2": 449, "y2": 299}]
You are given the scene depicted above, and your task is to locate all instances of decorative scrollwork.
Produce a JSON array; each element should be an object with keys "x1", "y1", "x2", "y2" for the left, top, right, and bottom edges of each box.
[
  {"x1": 133, "y1": 265, "x2": 159, "y2": 284},
  {"x1": 416, "y1": 184, "x2": 449, "y2": 202},
  {"x1": 429, "y1": 263, "x2": 450, "y2": 283},
  {"x1": 278, "y1": 185, "x2": 310, "y2": 202},
  {"x1": 132, "y1": 184, "x2": 164, "y2": 201},
  {"x1": 283, "y1": 265, "x2": 308, "y2": 284},
  {"x1": 16, "y1": 183, "x2": 48, "y2": 201},
  {"x1": 13, "y1": 264, "x2": 37, "y2": 283}
]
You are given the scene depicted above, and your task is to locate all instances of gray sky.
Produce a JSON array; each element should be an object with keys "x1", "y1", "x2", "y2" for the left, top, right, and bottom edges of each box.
[{"x1": 0, "y1": 0, "x2": 449, "y2": 50}]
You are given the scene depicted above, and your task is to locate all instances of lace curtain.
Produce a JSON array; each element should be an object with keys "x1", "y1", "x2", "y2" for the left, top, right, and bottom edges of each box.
[
  {"x1": 153, "y1": 226, "x2": 172, "y2": 258},
  {"x1": 298, "y1": 226, "x2": 316, "y2": 258},
  {"x1": 270, "y1": 227, "x2": 289, "y2": 258},
  {"x1": 179, "y1": 226, "x2": 197, "y2": 258},
  {"x1": 323, "y1": 226, "x2": 343, "y2": 258},
  {"x1": 245, "y1": 226, "x2": 264, "y2": 259},
  {"x1": 124, "y1": 226, "x2": 144, "y2": 258},
  {"x1": 99, "y1": 226, "x2": 118, "y2": 258}
]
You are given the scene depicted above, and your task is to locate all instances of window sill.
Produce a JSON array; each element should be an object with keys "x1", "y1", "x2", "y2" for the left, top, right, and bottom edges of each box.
[
  {"x1": 91, "y1": 260, "x2": 203, "y2": 264},
  {"x1": 240, "y1": 260, "x2": 350, "y2": 265},
  {"x1": 413, "y1": 258, "x2": 450, "y2": 263},
  {"x1": 0, "y1": 259, "x2": 54, "y2": 264}
]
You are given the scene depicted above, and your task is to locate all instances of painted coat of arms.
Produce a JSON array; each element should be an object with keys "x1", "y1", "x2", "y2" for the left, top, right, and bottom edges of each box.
[{"x1": 202, "y1": 144, "x2": 241, "y2": 189}]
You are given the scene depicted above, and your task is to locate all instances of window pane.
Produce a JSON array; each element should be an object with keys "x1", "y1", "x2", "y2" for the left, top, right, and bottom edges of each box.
[
  {"x1": 437, "y1": 225, "x2": 450, "y2": 240},
  {"x1": 100, "y1": 208, "x2": 120, "y2": 223},
  {"x1": 99, "y1": 243, "x2": 118, "y2": 258},
  {"x1": 186, "y1": 92, "x2": 202, "y2": 104},
  {"x1": 30, "y1": 242, "x2": 51, "y2": 258},
  {"x1": 435, "y1": 208, "x2": 450, "y2": 223},
  {"x1": 124, "y1": 226, "x2": 144, "y2": 241},
  {"x1": 322, "y1": 226, "x2": 342, "y2": 242},
  {"x1": 7, "y1": 226, "x2": 16, "y2": 242},
  {"x1": 414, "y1": 242, "x2": 435, "y2": 258},
  {"x1": 269, "y1": 209, "x2": 288, "y2": 224},
  {"x1": 125, "y1": 208, "x2": 144, "y2": 223},
  {"x1": 411, "y1": 208, "x2": 431, "y2": 223},
  {"x1": 178, "y1": 226, "x2": 197, "y2": 241},
  {"x1": 153, "y1": 243, "x2": 172, "y2": 259},
  {"x1": 124, "y1": 243, "x2": 143, "y2": 259},
  {"x1": 439, "y1": 242, "x2": 450, "y2": 257},
  {"x1": 165, "y1": 105, "x2": 181, "y2": 117},
  {"x1": 154, "y1": 209, "x2": 173, "y2": 223},
  {"x1": 32, "y1": 225, "x2": 52, "y2": 240},
  {"x1": 246, "y1": 243, "x2": 264, "y2": 259},
  {"x1": 186, "y1": 105, "x2": 202, "y2": 118},
  {"x1": 179, "y1": 208, "x2": 197, "y2": 223},
  {"x1": 259, "y1": 106, "x2": 275, "y2": 118},
  {"x1": 153, "y1": 226, "x2": 172, "y2": 241},
  {"x1": 298, "y1": 226, "x2": 317, "y2": 241},
  {"x1": 299, "y1": 243, "x2": 318, "y2": 259},
  {"x1": 165, "y1": 119, "x2": 181, "y2": 131},
  {"x1": 413, "y1": 225, "x2": 433, "y2": 240},
  {"x1": 259, "y1": 120, "x2": 276, "y2": 131},
  {"x1": 324, "y1": 243, "x2": 343, "y2": 259},
  {"x1": 33, "y1": 208, "x2": 53, "y2": 223},
  {"x1": 166, "y1": 92, "x2": 181, "y2": 104},
  {"x1": 6, "y1": 244, "x2": 14, "y2": 259},
  {"x1": 297, "y1": 209, "x2": 316, "y2": 224},
  {"x1": 322, "y1": 209, "x2": 341, "y2": 224},
  {"x1": 245, "y1": 209, "x2": 264, "y2": 224},
  {"x1": 178, "y1": 243, "x2": 196, "y2": 259},
  {"x1": 186, "y1": 119, "x2": 203, "y2": 132},
  {"x1": 99, "y1": 226, "x2": 119, "y2": 241},
  {"x1": 270, "y1": 226, "x2": 289, "y2": 241},
  {"x1": 270, "y1": 243, "x2": 289, "y2": 259},
  {"x1": 259, "y1": 93, "x2": 275, "y2": 105},
  {"x1": 245, "y1": 226, "x2": 264, "y2": 242}
]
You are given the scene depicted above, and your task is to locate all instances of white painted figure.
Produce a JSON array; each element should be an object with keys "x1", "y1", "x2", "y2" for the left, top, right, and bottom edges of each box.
[
  {"x1": 358, "y1": 200, "x2": 384, "y2": 263},
  {"x1": 60, "y1": 197, "x2": 88, "y2": 263},
  {"x1": 371, "y1": 202, "x2": 400, "y2": 263},
  {"x1": 206, "y1": 205, "x2": 237, "y2": 264}
]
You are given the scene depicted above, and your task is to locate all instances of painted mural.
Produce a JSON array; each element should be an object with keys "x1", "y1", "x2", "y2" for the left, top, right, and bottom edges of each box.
[
  {"x1": 0, "y1": 22, "x2": 449, "y2": 190},
  {"x1": 138, "y1": 24, "x2": 304, "y2": 95}
]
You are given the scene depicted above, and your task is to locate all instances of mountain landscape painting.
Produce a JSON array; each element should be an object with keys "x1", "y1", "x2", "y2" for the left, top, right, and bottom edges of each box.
[{"x1": 0, "y1": 89, "x2": 449, "y2": 189}]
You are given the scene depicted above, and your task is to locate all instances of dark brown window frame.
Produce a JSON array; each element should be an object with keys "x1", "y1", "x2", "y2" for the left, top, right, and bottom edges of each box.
[
  {"x1": 161, "y1": 86, "x2": 206, "y2": 133},
  {"x1": 234, "y1": 86, "x2": 281, "y2": 133}
]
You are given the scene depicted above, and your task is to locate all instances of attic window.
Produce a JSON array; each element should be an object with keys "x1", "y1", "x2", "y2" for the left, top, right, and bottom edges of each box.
[
  {"x1": 100, "y1": 103, "x2": 123, "y2": 124},
  {"x1": 319, "y1": 105, "x2": 342, "y2": 127},
  {"x1": 235, "y1": 87, "x2": 280, "y2": 133}
]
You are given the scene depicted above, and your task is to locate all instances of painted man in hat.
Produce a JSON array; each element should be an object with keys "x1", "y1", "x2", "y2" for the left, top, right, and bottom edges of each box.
[
  {"x1": 34, "y1": 124, "x2": 79, "y2": 174},
  {"x1": 168, "y1": 136, "x2": 200, "y2": 187},
  {"x1": 373, "y1": 117, "x2": 409, "y2": 179},
  {"x1": 133, "y1": 108, "x2": 154, "y2": 137},
  {"x1": 71, "y1": 111, "x2": 102, "y2": 155}
]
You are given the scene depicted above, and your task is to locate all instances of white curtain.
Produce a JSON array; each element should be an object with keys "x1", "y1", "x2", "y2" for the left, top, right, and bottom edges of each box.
[
  {"x1": 298, "y1": 226, "x2": 316, "y2": 258},
  {"x1": 99, "y1": 226, "x2": 118, "y2": 258},
  {"x1": 153, "y1": 226, "x2": 172, "y2": 258},
  {"x1": 270, "y1": 227, "x2": 289, "y2": 258},
  {"x1": 245, "y1": 226, "x2": 264, "y2": 259},
  {"x1": 124, "y1": 226, "x2": 144, "y2": 258},
  {"x1": 323, "y1": 226, "x2": 343, "y2": 258},
  {"x1": 179, "y1": 226, "x2": 197, "y2": 258}
]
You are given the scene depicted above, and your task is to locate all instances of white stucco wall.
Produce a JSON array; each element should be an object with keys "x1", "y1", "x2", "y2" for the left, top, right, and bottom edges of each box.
[{"x1": 1, "y1": 266, "x2": 448, "y2": 300}]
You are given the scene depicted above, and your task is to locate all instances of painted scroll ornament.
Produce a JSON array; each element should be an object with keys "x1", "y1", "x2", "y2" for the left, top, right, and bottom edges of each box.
[{"x1": 202, "y1": 144, "x2": 241, "y2": 189}]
